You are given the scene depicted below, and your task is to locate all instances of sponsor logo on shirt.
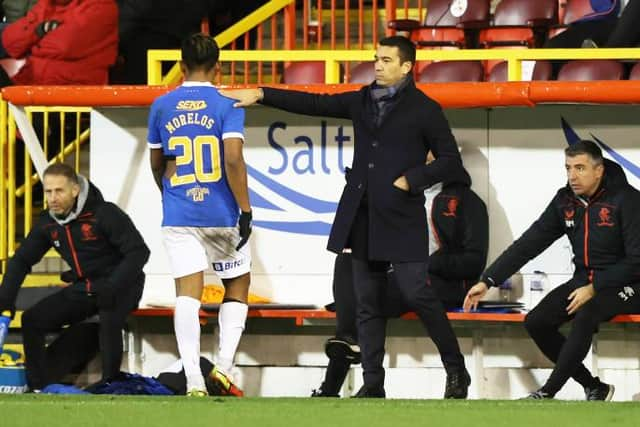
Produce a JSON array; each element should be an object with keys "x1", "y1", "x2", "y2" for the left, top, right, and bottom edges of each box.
[
  {"x1": 176, "y1": 100, "x2": 207, "y2": 111},
  {"x1": 186, "y1": 187, "x2": 210, "y2": 202}
]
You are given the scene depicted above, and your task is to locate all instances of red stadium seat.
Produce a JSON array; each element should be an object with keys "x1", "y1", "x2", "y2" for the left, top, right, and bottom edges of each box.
[
  {"x1": 479, "y1": 0, "x2": 559, "y2": 48},
  {"x1": 487, "y1": 60, "x2": 552, "y2": 82},
  {"x1": 346, "y1": 62, "x2": 375, "y2": 84},
  {"x1": 628, "y1": 62, "x2": 640, "y2": 80},
  {"x1": 417, "y1": 61, "x2": 484, "y2": 83},
  {"x1": 282, "y1": 62, "x2": 325, "y2": 84},
  {"x1": 389, "y1": 0, "x2": 490, "y2": 49},
  {"x1": 479, "y1": 0, "x2": 558, "y2": 78},
  {"x1": 557, "y1": 60, "x2": 624, "y2": 80}
]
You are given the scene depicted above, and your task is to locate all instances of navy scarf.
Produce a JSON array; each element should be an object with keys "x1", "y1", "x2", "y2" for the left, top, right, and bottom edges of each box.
[{"x1": 369, "y1": 75, "x2": 411, "y2": 127}]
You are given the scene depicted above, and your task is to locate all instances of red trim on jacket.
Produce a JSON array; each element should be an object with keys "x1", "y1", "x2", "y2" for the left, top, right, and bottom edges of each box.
[{"x1": 64, "y1": 225, "x2": 84, "y2": 284}]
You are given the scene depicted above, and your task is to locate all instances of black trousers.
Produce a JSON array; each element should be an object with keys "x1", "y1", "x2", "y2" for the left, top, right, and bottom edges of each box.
[
  {"x1": 44, "y1": 321, "x2": 100, "y2": 385},
  {"x1": 21, "y1": 283, "x2": 143, "y2": 389},
  {"x1": 333, "y1": 253, "x2": 358, "y2": 343},
  {"x1": 352, "y1": 257, "x2": 465, "y2": 389},
  {"x1": 525, "y1": 281, "x2": 640, "y2": 396}
]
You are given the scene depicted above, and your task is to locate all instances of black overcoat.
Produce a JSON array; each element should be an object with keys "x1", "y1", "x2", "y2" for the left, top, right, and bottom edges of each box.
[{"x1": 262, "y1": 80, "x2": 463, "y2": 262}]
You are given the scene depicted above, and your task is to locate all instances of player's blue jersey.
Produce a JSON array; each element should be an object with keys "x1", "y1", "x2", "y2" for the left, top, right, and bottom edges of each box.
[{"x1": 147, "y1": 82, "x2": 245, "y2": 227}]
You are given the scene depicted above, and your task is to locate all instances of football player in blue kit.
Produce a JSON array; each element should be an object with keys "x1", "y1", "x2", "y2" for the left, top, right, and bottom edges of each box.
[{"x1": 147, "y1": 33, "x2": 252, "y2": 397}]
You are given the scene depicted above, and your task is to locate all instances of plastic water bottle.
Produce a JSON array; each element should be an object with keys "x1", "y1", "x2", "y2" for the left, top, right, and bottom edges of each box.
[
  {"x1": 0, "y1": 310, "x2": 11, "y2": 353},
  {"x1": 529, "y1": 271, "x2": 546, "y2": 309},
  {"x1": 499, "y1": 278, "x2": 512, "y2": 302}
]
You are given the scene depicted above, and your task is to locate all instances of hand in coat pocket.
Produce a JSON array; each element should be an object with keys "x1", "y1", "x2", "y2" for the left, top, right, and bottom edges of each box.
[{"x1": 393, "y1": 175, "x2": 409, "y2": 191}]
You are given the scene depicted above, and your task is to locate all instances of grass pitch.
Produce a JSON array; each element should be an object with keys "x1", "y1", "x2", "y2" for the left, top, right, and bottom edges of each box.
[{"x1": 1, "y1": 395, "x2": 639, "y2": 427}]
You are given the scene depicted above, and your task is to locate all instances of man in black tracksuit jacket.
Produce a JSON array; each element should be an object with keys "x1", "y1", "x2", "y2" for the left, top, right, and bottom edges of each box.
[
  {"x1": 314, "y1": 163, "x2": 488, "y2": 397},
  {"x1": 464, "y1": 140, "x2": 640, "y2": 400},
  {"x1": 0, "y1": 163, "x2": 150, "y2": 390}
]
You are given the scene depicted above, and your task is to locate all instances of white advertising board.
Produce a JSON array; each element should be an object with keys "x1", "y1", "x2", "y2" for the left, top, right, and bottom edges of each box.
[{"x1": 90, "y1": 104, "x2": 640, "y2": 306}]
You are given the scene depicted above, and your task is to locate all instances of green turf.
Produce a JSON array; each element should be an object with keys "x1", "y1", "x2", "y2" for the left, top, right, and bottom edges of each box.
[{"x1": 1, "y1": 395, "x2": 639, "y2": 427}]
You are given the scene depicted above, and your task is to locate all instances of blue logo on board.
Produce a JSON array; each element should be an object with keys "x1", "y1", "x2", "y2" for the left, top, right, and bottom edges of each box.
[{"x1": 562, "y1": 117, "x2": 640, "y2": 180}]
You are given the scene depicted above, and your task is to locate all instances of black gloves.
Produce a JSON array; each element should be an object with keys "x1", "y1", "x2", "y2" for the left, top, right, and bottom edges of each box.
[
  {"x1": 236, "y1": 210, "x2": 252, "y2": 250},
  {"x1": 35, "y1": 20, "x2": 60, "y2": 38}
]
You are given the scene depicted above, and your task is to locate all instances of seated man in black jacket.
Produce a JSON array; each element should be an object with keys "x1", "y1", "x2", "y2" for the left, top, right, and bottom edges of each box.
[
  {"x1": 0, "y1": 163, "x2": 150, "y2": 391},
  {"x1": 313, "y1": 157, "x2": 488, "y2": 397},
  {"x1": 464, "y1": 140, "x2": 640, "y2": 401}
]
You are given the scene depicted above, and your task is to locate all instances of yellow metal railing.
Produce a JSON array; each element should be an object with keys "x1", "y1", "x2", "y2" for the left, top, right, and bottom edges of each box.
[
  {"x1": 148, "y1": 47, "x2": 640, "y2": 85},
  {"x1": 215, "y1": 0, "x2": 295, "y2": 49},
  {"x1": 0, "y1": 99, "x2": 90, "y2": 271},
  {"x1": 156, "y1": 0, "x2": 296, "y2": 87}
]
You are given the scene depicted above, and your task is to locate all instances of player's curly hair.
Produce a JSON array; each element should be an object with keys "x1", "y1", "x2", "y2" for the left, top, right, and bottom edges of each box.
[{"x1": 181, "y1": 33, "x2": 220, "y2": 73}]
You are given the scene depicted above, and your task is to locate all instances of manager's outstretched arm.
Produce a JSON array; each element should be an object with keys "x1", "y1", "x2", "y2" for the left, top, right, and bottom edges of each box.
[{"x1": 220, "y1": 88, "x2": 264, "y2": 108}]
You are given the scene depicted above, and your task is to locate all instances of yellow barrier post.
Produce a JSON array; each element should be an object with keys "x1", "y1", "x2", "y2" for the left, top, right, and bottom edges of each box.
[
  {"x1": 147, "y1": 50, "x2": 165, "y2": 87},
  {"x1": 75, "y1": 111, "x2": 81, "y2": 172},
  {"x1": 507, "y1": 57, "x2": 522, "y2": 82},
  {"x1": 0, "y1": 100, "x2": 6, "y2": 269},
  {"x1": 325, "y1": 59, "x2": 342, "y2": 84},
  {"x1": 7, "y1": 109, "x2": 15, "y2": 257},
  {"x1": 23, "y1": 129, "x2": 32, "y2": 236}
]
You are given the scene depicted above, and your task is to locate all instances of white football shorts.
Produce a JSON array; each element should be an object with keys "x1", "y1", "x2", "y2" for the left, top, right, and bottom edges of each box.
[{"x1": 161, "y1": 226, "x2": 251, "y2": 279}]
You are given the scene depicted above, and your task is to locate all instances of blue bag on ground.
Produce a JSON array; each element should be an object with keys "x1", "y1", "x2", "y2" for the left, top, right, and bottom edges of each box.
[
  {"x1": 42, "y1": 384, "x2": 89, "y2": 394},
  {"x1": 87, "y1": 372, "x2": 174, "y2": 395}
]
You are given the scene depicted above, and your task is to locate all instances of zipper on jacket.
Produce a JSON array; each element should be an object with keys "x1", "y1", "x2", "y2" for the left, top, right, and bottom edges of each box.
[
  {"x1": 578, "y1": 188, "x2": 604, "y2": 276},
  {"x1": 583, "y1": 209, "x2": 590, "y2": 268},
  {"x1": 65, "y1": 225, "x2": 88, "y2": 292}
]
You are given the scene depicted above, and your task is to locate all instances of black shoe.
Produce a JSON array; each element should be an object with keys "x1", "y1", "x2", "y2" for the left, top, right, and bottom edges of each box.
[
  {"x1": 585, "y1": 378, "x2": 615, "y2": 401},
  {"x1": 352, "y1": 385, "x2": 385, "y2": 398},
  {"x1": 325, "y1": 337, "x2": 361, "y2": 364},
  {"x1": 444, "y1": 368, "x2": 471, "y2": 399},
  {"x1": 521, "y1": 389, "x2": 553, "y2": 400},
  {"x1": 311, "y1": 388, "x2": 339, "y2": 397}
]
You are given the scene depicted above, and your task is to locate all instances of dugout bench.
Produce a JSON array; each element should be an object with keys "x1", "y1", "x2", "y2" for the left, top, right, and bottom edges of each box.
[{"x1": 128, "y1": 307, "x2": 640, "y2": 398}]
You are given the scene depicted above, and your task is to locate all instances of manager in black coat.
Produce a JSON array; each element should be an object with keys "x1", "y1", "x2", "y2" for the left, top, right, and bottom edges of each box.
[{"x1": 222, "y1": 36, "x2": 470, "y2": 398}]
